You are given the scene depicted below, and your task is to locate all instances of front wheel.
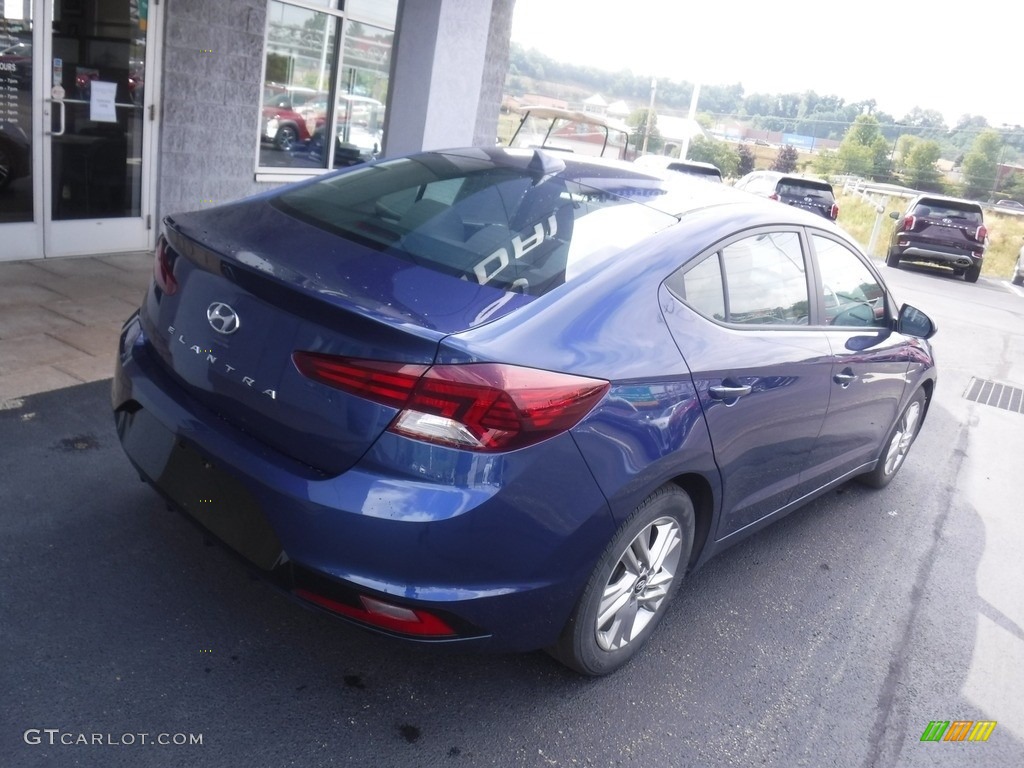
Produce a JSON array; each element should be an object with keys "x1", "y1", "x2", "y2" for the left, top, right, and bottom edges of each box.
[
  {"x1": 550, "y1": 485, "x2": 694, "y2": 676},
  {"x1": 274, "y1": 124, "x2": 299, "y2": 151},
  {"x1": 860, "y1": 389, "x2": 927, "y2": 489}
]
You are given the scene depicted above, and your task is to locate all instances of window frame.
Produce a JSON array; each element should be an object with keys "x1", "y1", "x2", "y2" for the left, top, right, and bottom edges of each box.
[
  {"x1": 255, "y1": 0, "x2": 396, "y2": 183},
  {"x1": 665, "y1": 225, "x2": 895, "y2": 331},
  {"x1": 805, "y1": 228, "x2": 894, "y2": 330},
  {"x1": 665, "y1": 225, "x2": 814, "y2": 330}
]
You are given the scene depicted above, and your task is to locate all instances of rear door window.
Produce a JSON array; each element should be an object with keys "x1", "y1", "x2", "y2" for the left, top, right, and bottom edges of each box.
[{"x1": 668, "y1": 230, "x2": 810, "y2": 326}]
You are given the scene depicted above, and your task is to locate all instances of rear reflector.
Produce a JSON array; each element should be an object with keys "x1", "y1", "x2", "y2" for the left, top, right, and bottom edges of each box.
[
  {"x1": 293, "y1": 588, "x2": 456, "y2": 637},
  {"x1": 292, "y1": 353, "x2": 609, "y2": 451}
]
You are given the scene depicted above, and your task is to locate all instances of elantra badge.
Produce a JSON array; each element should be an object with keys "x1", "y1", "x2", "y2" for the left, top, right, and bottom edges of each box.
[{"x1": 207, "y1": 302, "x2": 240, "y2": 334}]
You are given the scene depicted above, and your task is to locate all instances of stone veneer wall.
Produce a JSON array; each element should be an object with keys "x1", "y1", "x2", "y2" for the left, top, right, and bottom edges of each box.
[{"x1": 157, "y1": 0, "x2": 269, "y2": 226}]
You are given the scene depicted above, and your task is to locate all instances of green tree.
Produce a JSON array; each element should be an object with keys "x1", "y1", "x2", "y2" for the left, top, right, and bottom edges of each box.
[
  {"x1": 687, "y1": 136, "x2": 739, "y2": 177},
  {"x1": 627, "y1": 109, "x2": 662, "y2": 154},
  {"x1": 813, "y1": 149, "x2": 839, "y2": 177},
  {"x1": 772, "y1": 144, "x2": 799, "y2": 172},
  {"x1": 961, "y1": 129, "x2": 1002, "y2": 199},
  {"x1": 903, "y1": 140, "x2": 943, "y2": 191},
  {"x1": 834, "y1": 114, "x2": 891, "y2": 178},
  {"x1": 737, "y1": 144, "x2": 755, "y2": 176}
]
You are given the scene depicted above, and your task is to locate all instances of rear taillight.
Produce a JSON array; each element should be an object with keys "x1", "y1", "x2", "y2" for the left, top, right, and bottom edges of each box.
[
  {"x1": 769, "y1": 192, "x2": 780, "y2": 201},
  {"x1": 902, "y1": 215, "x2": 916, "y2": 232},
  {"x1": 292, "y1": 353, "x2": 609, "y2": 452},
  {"x1": 829, "y1": 202, "x2": 839, "y2": 220},
  {"x1": 975, "y1": 224, "x2": 988, "y2": 242},
  {"x1": 292, "y1": 353, "x2": 428, "y2": 408},
  {"x1": 153, "y1": 236, "x2": 178, "y2": 295}
]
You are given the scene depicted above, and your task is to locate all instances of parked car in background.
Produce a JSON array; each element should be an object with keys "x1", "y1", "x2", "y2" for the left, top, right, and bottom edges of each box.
[
  {"x1": 261, "y1": 87, "x2": 315, "y2": 151},
  {"x1": 886, "y1": 195, "x2": 987, "y2": 283},
  {"x1": 634, "y1": 154, "x2": 723, "y2": 182},
  {"x1": 994, "y1": 199, "x2": 1024, "y2": 211},
  {"x1": 306, "y1": 94, "x2": 384, "y2": 167},
  {"x1": 113, "y1": 148, "x2": 937, "y2": 676},
  {"x1": 0, "y1": 121, "x2": 31, "y2": 190},
  {"x1": 734, "y1": 170, "x2": 839, "y2": 221}
]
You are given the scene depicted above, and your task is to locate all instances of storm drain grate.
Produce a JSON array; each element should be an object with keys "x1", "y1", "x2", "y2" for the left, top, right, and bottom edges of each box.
[{"x1": 963, "y1": 377, "x2": 1024, "y2": 414}]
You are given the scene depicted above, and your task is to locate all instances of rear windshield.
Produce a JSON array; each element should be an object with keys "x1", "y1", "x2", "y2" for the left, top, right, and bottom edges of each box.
[
  {"x1": 668, "y1": 163, "x2": 723, "y2": 181},
  {"x1": 271, "y1": 151, "x2": 679, "y2": 297},
  {"x1": 913, "y1": 200, "x2": 983, "y2": 223},
  {"x1": 778, "y1": 181, "x2": 834, "y2": 200}
]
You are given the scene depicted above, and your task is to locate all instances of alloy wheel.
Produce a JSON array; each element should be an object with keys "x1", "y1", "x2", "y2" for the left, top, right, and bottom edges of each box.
[{"x1": 595, "y1": 516, "x2": 683, "y2": 651}]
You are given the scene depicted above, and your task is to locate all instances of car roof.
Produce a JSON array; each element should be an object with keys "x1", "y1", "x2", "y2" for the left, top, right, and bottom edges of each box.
[{"x1": 910, "y1": 194, "x2": 983, "y2": 209}]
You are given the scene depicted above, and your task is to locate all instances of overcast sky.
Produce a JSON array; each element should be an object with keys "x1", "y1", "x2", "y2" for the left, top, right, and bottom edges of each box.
[{"x1": 510, "y1": 0, "x2": 1021, "y2": 128}]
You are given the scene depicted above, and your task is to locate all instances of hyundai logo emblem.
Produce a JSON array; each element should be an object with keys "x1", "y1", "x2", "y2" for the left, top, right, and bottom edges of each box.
[{"x1": 207, "y1": 302, "x2": 240, "y2": 335}]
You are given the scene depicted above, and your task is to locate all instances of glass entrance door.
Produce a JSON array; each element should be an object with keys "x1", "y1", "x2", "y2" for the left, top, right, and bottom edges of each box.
[{"x1": 0, "y1": 0, "x2": 158, "y2": 261}]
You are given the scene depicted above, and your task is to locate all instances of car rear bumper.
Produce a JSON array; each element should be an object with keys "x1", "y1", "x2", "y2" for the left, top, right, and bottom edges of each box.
[
  {"x1": 112, "y1": 316, "x2": 614, "y2": 652},
  {"x1": 892, "y1": 244, "x2": 981, "y2": 269}
]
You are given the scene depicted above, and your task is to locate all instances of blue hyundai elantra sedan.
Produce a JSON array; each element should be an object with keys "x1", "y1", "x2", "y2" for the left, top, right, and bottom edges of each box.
[{"x1": 112, "y1": 147, "x2": 937, "y2": 675}]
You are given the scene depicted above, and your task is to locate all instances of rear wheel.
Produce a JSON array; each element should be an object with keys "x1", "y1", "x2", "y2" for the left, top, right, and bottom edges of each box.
[
  {"x1": 885, "y1": 249, "x2": 901, "y2": 268},
  {"x1": 860, "y1": 388, "x2": 927, "y2": 489},
  {"x1": 550, "y1": 485, "x2": 694, "y2": 676},
  {"x1": 964, "y1": 263, "x2": 982, "y2": 283},
  {"x1": 1012, "y1": 257, "x2": 1023, "y2": 286}
]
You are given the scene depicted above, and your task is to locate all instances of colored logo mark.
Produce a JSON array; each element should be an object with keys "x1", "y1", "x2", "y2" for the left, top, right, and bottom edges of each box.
[{"x1": 920, "y1": 720, "x2": 997, "y2": 742}]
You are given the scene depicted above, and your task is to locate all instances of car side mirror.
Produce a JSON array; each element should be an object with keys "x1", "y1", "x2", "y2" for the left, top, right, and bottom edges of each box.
[
  {"x1": 897, "y1": 304, "x2": 936, "y2": 339},
  {"x1": 888, "y1": 211, "x2": 900, "y2": 220}
]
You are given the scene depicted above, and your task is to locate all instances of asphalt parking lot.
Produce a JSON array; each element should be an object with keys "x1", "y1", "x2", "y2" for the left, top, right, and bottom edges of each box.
[{"x1": 2, "y1": 262, "x2": 1023, "y2": 768}]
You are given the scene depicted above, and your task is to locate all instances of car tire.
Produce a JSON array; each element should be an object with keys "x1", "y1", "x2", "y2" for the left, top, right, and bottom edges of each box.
[
  {"x1": 885, "y1": 249, "x2": 900, "y2": 268},
  {"x1": 859, "y1": 388, "x2": 927, "y2": 489},
  {"x1": 550, "y1": 484, "x2": 694, "y2": 676},
  {"x1": 964, "y1": 263, "x2": 982, "y2": 283},
  {"x1": 274, "y1": 124, "x2": 299, "y2": 151},
  {"x1": 1012, "y1": 258, "x2": 1023, "y2": 286}
]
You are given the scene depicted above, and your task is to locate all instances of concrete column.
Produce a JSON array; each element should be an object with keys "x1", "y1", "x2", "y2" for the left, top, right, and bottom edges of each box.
[{"x1": 383, "y1": 0, "x2": 514, "y2": 157}]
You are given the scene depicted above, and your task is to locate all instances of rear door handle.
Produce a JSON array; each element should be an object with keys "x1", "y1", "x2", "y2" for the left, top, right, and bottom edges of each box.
[{"x1": 709, "y1": 384, "x2": 753, "y2": 400}]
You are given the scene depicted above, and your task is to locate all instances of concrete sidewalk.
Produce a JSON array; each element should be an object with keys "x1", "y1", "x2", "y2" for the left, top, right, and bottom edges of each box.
[{"x1": 0, "y1": 252, "x2": 151, "y2": 404}]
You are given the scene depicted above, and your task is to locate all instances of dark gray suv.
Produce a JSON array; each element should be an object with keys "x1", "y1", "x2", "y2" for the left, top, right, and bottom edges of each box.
[
  {"x1": 734, "y1": 170, "x2": 838, "y2": 221},
  {"x1": 886, "y1": 195, "x2": 987, "y2": 283}
]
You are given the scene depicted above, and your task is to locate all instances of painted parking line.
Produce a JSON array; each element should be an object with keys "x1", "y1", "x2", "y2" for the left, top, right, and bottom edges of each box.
[{"x1": 1002, "y1": 280, "x2": 1024, "y2": 297}]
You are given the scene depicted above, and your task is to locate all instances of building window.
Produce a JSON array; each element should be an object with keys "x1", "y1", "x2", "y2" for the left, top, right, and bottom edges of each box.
[{"x1": 258, "y1": 0, "x2": 395, "y2": 176}]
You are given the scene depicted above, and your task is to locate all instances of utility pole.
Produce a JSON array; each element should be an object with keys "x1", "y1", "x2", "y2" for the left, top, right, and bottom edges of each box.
[
  {"x1": 642, "y1": 78, "x2": 656, "y2": 155},
  {"x1": 679, "y1": 82, "x2": 701, "y2": 160}
]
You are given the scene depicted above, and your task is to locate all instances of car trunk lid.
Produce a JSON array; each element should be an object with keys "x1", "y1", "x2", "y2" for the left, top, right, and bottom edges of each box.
[{"x1": 139, "y1": 200, "x2": 531, "y2": 475}]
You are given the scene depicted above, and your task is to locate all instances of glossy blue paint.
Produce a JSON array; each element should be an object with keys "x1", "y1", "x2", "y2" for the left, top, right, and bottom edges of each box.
[{"x1": 112, "y1": 147, "x2": 937, "y2": 655}]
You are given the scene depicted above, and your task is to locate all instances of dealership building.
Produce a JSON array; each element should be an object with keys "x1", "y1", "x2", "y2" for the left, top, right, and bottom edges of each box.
[{"x1": 0, "y1": 0, "x2": 514, "y2": 261}]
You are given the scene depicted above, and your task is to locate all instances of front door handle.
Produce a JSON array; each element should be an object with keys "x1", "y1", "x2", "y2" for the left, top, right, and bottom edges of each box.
[
  {"x1": 709, "y1": 383, "x2": 753, "y2": 400},
  {"x1": 833, "y1": 370, "x2": 856, "y2": 387}
]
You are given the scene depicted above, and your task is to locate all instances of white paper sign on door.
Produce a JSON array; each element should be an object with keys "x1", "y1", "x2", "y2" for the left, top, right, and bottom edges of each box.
[{"x1": 90, "y1": 81, "x2": 118, "y2": 122}]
